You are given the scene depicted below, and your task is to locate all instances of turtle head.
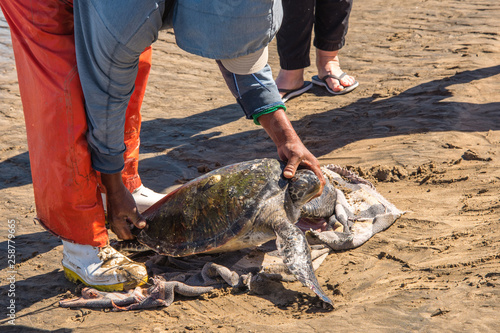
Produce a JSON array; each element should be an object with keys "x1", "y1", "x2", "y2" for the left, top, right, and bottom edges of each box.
[{"x1": 288, "y1": 169, "x2": 321, "y2": 207}]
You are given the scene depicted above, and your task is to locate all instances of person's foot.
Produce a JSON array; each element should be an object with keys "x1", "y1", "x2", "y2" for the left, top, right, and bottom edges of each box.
[
  {"x1": 315, "y1": 49, "x2": 357, "y2": 93},
  {"x1": 62, "y1": 240, "x2": 148, "y2": 291},
  {"x1": 275, "y1": 68, "x2": 313, "y2": 102},
  {"x1": 275, "y1": 68, "x2": 306, "y2": 96},
  {"x1": 131, "y1": 184, "x2": 166, "y2": 213}
]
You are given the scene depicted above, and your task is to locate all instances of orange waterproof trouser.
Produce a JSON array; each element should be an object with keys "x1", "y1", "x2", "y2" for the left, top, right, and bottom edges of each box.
[{"x1": 1, "y1": 0, "x2": 151, "y2": 246}]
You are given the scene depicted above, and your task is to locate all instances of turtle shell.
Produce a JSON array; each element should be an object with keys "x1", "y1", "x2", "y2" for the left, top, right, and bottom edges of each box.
[{"x1": 137, "y1": 158, "x2": 288, "y2": 256}]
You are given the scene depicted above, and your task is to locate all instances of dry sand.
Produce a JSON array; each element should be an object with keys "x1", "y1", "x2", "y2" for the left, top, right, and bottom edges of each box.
[{"x1": 1, "y1": 0, "x2": 499, "y2": 331}]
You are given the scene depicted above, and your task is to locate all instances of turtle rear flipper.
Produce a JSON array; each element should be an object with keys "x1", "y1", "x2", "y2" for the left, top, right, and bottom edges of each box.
[{"x1": 273, "y1": 221, "x2": 333, "y2": 306}]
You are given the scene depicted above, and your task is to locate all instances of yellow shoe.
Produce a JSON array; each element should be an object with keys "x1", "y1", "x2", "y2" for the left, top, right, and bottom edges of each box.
[{"x1": 62, "y1": 240, "x2": 148, "y2": 291}]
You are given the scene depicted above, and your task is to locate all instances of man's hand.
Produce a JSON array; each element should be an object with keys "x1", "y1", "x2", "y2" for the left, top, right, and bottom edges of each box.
[
  {"x1": 258, "y1": 109, "x2": 325, "y2": 196},
  {"x1": 101, "y1": 172, "x2": 147, "y2": 240}
]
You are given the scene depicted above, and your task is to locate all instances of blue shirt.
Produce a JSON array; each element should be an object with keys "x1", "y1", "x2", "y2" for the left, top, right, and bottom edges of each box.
[
  {"x1": 73, "y1": 0, "x2": 283, "y2": 174},
  {"x1": 173, "y1": 0, "x2": 282, "y2": 59}
]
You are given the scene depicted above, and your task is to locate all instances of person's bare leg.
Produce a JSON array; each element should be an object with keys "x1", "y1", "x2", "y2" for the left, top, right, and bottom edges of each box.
[
  {"x1": 316, "y1": 49, "x2": 356, "y2": 93},
  {"x1": 275, "y1": 68, "x2": 306, "y2": 99}
]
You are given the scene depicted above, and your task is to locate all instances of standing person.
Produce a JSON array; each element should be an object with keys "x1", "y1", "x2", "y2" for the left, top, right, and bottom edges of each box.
[
  {"x1": 276, "y1": 0, "x2": 359, "y2": 102},
  {"x1": 1, "y1": 0, "x2": 324, "y2": 292}
]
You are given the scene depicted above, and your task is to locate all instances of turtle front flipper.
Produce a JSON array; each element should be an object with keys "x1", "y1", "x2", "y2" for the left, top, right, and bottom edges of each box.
[
  {"x1": 273, "y1": 221, "x2": 333, "y2": 306},
  {"x1": 332, "y1": 188, "x2": 353, "y2": 233}
]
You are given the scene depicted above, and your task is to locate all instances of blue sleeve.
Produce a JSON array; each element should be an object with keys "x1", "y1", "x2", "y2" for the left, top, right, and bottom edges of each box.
[{"x1": 73, "y1": 0, "x2": 164, "y2": 174}]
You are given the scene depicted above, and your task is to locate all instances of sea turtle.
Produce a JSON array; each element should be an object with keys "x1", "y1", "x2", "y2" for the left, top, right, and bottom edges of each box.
[
  {"x1": 63, "y1": 159, "x2": 404, "y2": 310},
  {"x1": 131, "y1": 158, "x2": 335, "y2": 305}
]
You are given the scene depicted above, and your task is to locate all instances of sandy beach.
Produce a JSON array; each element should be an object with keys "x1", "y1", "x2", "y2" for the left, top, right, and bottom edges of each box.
[{"x1": 1, "y1": 0, "x2": 499, "y2": 331}]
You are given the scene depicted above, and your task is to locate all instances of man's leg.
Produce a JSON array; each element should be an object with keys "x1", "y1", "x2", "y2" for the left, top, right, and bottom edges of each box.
[
  {"x1": 121, "y1": 46, "x2": 165, "y2": 212},
  {"x1": 1, "y1": 0, "x2": 107, "y2": 246},
  {"x1": 275, "y1": 0, "x2": 315, "y2": 96},
  {"x1": 1, "y1": 0, "x2": 147, "y2": 290},
  {"x1": 122, "y1": 47, "x2": 150, "y2": 193},
  {"x1": 314, "y1": 0, "x2": 357, "y2": 92}
]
